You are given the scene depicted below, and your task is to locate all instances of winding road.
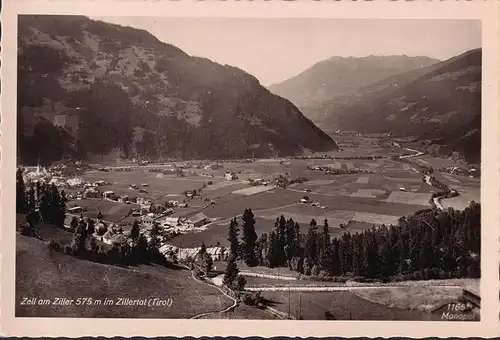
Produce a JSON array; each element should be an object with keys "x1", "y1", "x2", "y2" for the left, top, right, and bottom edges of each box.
[{"x1": 177, "y1": 265, "x2": 238, "y2": 319}]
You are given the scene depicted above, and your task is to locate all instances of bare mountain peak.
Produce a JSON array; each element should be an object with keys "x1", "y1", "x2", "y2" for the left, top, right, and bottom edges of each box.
[{"x1": 268, "y1": 54, "x2": 439, "y2": 108}]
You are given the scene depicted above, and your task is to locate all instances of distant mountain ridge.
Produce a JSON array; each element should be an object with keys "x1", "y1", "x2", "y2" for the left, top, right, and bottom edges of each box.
[
  {"x1": 334, "y1": 48, "x2": 481, "y2": 163},
  {"x1": 269, "y1": 49, "x2": 481, "y2": 163},
  {"x1": 17, "y1": 15, "x2": 338, "y2": 165},
  {"x1": 268, "y1": 55, "x2": 440, "y2": 109}
]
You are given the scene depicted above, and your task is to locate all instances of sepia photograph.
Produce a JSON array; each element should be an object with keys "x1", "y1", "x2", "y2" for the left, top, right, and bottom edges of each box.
[
  {"x1": 2, "y1": 0, "x2": 499, "y2": 336},
  {"x1": 13, "y1": 14, "x2": 483, "y2": 321}
]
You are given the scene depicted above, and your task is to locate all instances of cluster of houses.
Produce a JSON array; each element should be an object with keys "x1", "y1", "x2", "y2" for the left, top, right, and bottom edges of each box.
[
  {"x1": 148, "y1": 162, "x2": 224, "y2": 175},
  {"x1": 247, "y1": 178, "x2": 269, "y2": 186},
  {"x1": 63, "y1": 212, "x2": 128, "y2": 246},
  {"x1": 64, "y1": 206, "x2": 212, "y2": 247},
  {"x1": 440, "y1": 166, "x2": 478, "y2": 178},
  {"x1": 159, "y1": 244, "x2": 229, "y2": 262},
  {"x1": 307, "y1": 164, "x2": 374, "y2": 175},
  {"x1": 141, "y1": 212, "x2": 210, "y2": 232},
  {"x1": 299, "y1": 196, "x2": 327, "y2": 209}
]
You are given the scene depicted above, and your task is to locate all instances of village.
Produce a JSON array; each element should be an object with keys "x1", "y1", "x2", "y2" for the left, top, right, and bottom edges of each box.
[
  {"x1": 17, "y1": 133, "x2": 482, "y2": 321},
  {"x1": 20, "y1": 161, "x2": 283, "y2": 263}
]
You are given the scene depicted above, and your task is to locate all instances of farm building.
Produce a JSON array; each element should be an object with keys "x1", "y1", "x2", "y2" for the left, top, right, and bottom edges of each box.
[
  {"x1": 161, "y1": 216, "x2": 181, "y2": 227},
  {"x1": 67, "y1": 206, "x2": 83, "y2": 214},
  {"x1": 141, "y1": 214, "x2": 156, "y2": 227},
  {"x1": 204, "y1": 163, "x2": 223, "y2": 170},
  {"x1": 150, "y1": 204, "x2": 166, "y2": 214},
  {"x1": 206, "y1": 247, "x2": 229, "y2": 261},
  {"x1": 140, "y1": 203, "x2": 152, "y2": 214},
  {"x1": 167, "y1": 200, "x2": 179, "y2": 207},
  {"x1": 159, "y1": 245, "x2": 228, "y2": 262},
  {"x1": 103, "y1": 191, "x2": 116, "y2": 199},
  {"x1": 225, "y1": 172, "x2": 238, "y2": 181},
  {"x1": 84, "y1": 188, "x2": 100, "y2": 198},
  {"x1": 101, "y1": 230, "x2": 129, "y2": 246},
  {"x1": 118, "y1": 195, "x2": 130, "y2": 203},
  {"x1": 186, "y1": 212, "x2": 208, "y2": 228}
]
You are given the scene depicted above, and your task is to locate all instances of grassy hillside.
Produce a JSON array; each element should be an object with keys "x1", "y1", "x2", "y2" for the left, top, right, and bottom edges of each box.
[{"x1": 16, "y1": 232, "x2": 233, "y2": 317}]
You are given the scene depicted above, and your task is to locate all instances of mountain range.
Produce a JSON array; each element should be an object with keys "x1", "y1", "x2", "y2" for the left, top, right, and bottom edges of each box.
[
  {"x1": 17, "y1": 15, "x2": 338, "y2": 165},
  {"x1": 268, "y1": 55, "x2": 439, "y2": 117},
  {"x1": 270, "y1": 50, "x2": 481, "y2": 163}
]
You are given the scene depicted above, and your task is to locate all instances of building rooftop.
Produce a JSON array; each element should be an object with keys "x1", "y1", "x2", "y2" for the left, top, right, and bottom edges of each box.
[{"x1": 187, "y1": 212, "x2": 208, "y2": 224}]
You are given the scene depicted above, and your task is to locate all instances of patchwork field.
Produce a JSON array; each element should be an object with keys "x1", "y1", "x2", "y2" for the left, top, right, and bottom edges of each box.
[
  {"x1": 383, "y1": 191, "x2": 432, "y2": 206},
  {"x1": 353, "y1": 286, "x2": 463, "y2": 312},
  {"x1": 73, "y1": 152, "x2": 478, "y2": 269},
  {"x1": 260, "y1": 290, "x2": 434, "y2": 320},
  {"x1": 82, "y1": 171, "x2": 212, "y2": 204},
  {"x1": 67, "y1": 198, "x2": 136, "y2": 224},
  {"x1": 351, "y1": 212, "x2": 399, "y2": 225},
  {"x1": 232, "y1": 185, "x2": 276, "y2": 196}
]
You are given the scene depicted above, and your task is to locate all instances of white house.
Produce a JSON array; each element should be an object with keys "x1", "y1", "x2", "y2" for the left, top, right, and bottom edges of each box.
[
  {"x1": 103, "y1": 191, "x2": 115, "y2": 199},
  {"x1": 225, "y1": 172, "x2": 237, "y2": 181},
  {"x1": 162, "y1": 216, "x2": 181, "y2": 227},
  {"x1": 186, "y1": 212, "x2": 208, "y2": 229}
]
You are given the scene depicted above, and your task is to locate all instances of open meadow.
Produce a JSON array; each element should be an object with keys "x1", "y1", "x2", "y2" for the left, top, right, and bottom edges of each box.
[
  {"x1": 260, "y1": 290, "x2": 435, "y2": 320},
  {"x1": 16, "y1": 232, "x2": 233, "y2": 318}
]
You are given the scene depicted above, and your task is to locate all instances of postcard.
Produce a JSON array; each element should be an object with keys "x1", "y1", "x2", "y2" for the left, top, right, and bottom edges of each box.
[{"x1": 1, "y1": 0, "x2": 499, "y2": 337}]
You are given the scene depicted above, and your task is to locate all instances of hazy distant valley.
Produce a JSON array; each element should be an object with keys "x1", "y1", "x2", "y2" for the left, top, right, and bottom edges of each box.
[{"x1": 269, "y1": 50, "x2": 481, "y2": 164}]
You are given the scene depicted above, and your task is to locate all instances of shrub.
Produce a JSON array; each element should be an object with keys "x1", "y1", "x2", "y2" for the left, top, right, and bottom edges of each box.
[
  {"x1": 63, "y1": 245, "x2": 73, "y2": 255},
  {"x1": 353, "y1": 276, "x2": 367, "y2": 283},
  {"x1": 333, "y1": 276, "x2": 347, "y2": 283},
  {"x1": 19, "y1": 224, "x2": 35, "y2": 237},
  {"x1": 48, "y1": 240, "x2": 61, "y2": 252}
]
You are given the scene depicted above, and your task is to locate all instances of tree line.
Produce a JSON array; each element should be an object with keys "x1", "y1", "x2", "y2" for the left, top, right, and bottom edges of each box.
[
  {"x1": 48, "y1": 218, "x2": 168, "y2": 266},
  {"x1": 16, "y1": 168, "x2": 67, "y2": 235},
  {"x1": 225, "y1": 203, "x2": 480, "y2": 282}
]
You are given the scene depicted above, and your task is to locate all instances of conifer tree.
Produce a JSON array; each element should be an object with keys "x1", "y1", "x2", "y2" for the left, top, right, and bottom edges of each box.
[
  {"x1": 305, "y1": 219, "x2": 319, "y2": 266},
  {"x1": 87, "y1": 218, "x2": 95, "y2": 235},
  {"x1": 227, "y1": 217, "x2": 239, "y2": 259},
  {"x1": 131, "y1": 219, "x2": 140, "y2": 240},
  {"x1": 70, "y1": 216, "x2": 79, "y2": 231},
  {"x1": 16, "y1": 168, "x2": 27, "y2": 214},
  {"x1": 223, "y1": 254, "x2": 239, "y2": 288},
  {"x1": 26, "y1": 183, "x2": 36, "y2": 212},
  {"x1": 241, "y1": 208, "x2": 258, "y2": 266},
  {"x1": 265, "y1": 231, "x2": 279, "y2": 268}
]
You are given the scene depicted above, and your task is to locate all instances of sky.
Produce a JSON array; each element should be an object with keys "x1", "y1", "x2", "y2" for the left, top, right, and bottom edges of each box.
[{"x1": 91, "y1": 17, "x2": 481, "y2": 86}]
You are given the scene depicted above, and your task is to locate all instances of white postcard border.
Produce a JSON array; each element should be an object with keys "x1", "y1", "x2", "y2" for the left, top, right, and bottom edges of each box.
[{"x1": 1, "y1": 0, "x2": 499, "y2": 337}]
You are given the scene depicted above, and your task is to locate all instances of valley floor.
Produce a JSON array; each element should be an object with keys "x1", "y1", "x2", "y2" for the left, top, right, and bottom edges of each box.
[{"x1": 17, "y1": 135, "x2": 480, "y2": 320}]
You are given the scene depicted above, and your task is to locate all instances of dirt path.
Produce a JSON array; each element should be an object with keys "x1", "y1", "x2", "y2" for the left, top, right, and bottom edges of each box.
[
  {"x1": 179, "y1": 265, "x2": 238, "y2": 319},
  {"x1": 240, "y1": 271, "x2": 297, "y2": 280},
  {"x1": 245, "y1": 284, "x2": 462, "y2": 292}
]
